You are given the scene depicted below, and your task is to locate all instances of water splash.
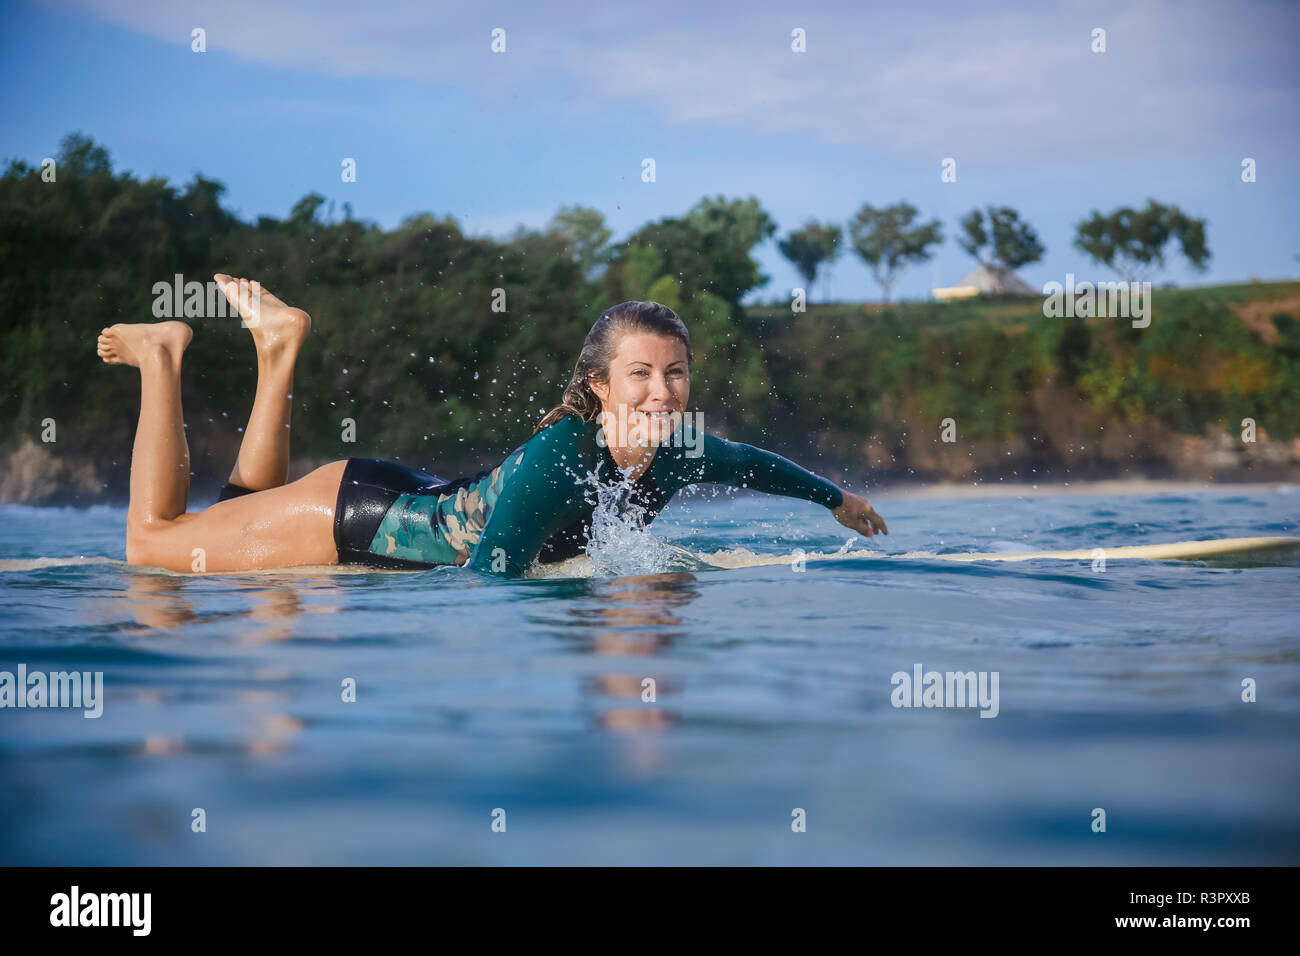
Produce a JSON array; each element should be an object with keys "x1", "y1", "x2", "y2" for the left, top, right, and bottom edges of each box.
[{"x1": 579, "y1": 462, "x2": 701, "y2": 576}]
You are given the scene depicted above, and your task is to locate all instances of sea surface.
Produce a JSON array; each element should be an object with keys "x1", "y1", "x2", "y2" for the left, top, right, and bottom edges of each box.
[{"x1": 1, "y1": 484, "x2": 1297, "y2": 864}]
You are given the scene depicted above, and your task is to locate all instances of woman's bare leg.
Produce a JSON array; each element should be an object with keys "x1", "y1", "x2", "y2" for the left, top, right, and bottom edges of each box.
[
  {"x1": 128, "y1": 463, "x2": 346, "y2": 572},
  {"x1": 99, "y1": 320, "x2": 343, "y2": 572},
  {"x1": 215, "y1": 275, "x2": 312, "y2": 492},
  {"x1": 98, "y1": 321, "x2": 194, "y2": 526}
]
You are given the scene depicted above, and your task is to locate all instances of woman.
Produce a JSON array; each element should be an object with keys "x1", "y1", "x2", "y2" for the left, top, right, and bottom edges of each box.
[{"x1": 98, "y1": 276, "x2": 887, "y2": 576}]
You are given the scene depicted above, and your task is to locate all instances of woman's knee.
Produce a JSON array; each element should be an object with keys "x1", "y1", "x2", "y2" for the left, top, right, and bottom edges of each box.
[
  {"x1": 125, "y1": 523, "x2": 163, "y2": 568},
  {"x1": 125, "y1": 534, "x2": 147, "y2": 567},
  {"x1": 125, "y1": 520, "x2": 191, "y2": 572}
]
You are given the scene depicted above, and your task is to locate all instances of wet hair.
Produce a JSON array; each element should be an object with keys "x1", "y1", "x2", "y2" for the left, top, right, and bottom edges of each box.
[{"x1": 534, "y1": 301, "x2": 692, "y2": 434}]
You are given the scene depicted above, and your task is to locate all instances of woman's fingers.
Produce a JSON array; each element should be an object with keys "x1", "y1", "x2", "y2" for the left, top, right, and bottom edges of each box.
[
  {"x1": 860, "y1": 512, "x2": 885, "y2": 536},
  {"x1": 833, "y1": 494, "x2": 888, "y2": 538}
]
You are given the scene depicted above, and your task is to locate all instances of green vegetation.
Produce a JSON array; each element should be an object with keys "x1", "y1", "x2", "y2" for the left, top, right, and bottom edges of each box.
[
  {"x1": 847, "y1": 202, "x2": 944, "y2": 303},
  {"x1": 777, "y1": 220, "x2": 842, "y2": 304},
  {"x1": 1, "y1": 135, "x2": 1295, "y2": 502},
  {"x1": 748, "y1": 284, "x2": 1300, "y2": 477},
  {"x1": 1074, "y1": 199, "x2": 1210, "y2": 283},
  {"x1": 958, "y1": 206, "x2": 1045, "y2": 271}
]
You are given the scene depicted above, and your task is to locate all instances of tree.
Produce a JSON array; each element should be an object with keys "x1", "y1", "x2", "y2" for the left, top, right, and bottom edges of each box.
[
  {"x1": 848, "y1": 202, "x2": 943, "y2": 302},
  {"x1": 286, "y1": 193, "x2": 327, "y2": 233},
  {"x1": 616, "y1": 195, "x2": 777, "y2": 309},
  {"x1": 684, "y1": 195, "x2": 777, "y2": 307},
  {"x1": 57, "y1": 132, "x2": 112, "y2": 177},
  {"x1": 1074, "y1": 199, "x2": 1209, "y2": 284},
  {"x1": 547, "y1": 205, "x2": 612, "y2": 280},
  {"x1": 958, "y1": 206, "x2": 1044, "y2": 271},
  {"x1": 778, "y1": 220, "x2": 842, "y2": 304}
]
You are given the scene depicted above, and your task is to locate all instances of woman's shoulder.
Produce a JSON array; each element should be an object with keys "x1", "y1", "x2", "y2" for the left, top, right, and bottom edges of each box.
[
  {"x1": 531, "y1": 412, "x2": 598, "y2": 444},
  {"x1": 541, "y1": 411, "x2": 593, "y2": 433},
  {"x1": 505, "y1": 413, "x2": 599, "y2": 464}
]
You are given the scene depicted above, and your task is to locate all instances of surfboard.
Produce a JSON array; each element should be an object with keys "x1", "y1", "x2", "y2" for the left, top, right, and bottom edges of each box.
[
  {"x1": 878, "y1": 536, "x2": 1300, "y2": 564},
  {"x1": 681, "y1": 536, "x2": 1300, "y2": 572},
  {"x1": 1, "y1": 536, "x2": 1296, "y2": 576}
]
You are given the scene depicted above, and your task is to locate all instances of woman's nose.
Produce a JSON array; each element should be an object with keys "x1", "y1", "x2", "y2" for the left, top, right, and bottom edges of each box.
[{"x1": 646, "y1": 375, "x2": 671, "y2": 402}]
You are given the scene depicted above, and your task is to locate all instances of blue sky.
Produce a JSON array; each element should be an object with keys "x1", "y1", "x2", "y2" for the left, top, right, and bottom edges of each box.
[{"x1": 2, "y1": 0, "x2": 1298, "y2": 304}]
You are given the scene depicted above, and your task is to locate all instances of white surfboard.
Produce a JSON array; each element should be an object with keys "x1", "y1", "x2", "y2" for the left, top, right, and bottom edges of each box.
[
  {"x1": 1, "y1": 536, "x2": 1296, "y2": 576},
  {"x1": 880, "y1": 536, "x2": 1300, "y2": 564},
  {"x1": 687, "y1": 536, "x2": 1300, "y2": 572}
]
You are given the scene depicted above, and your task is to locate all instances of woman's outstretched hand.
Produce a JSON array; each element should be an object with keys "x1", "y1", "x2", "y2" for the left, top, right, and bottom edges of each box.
[{"x1": 832, "y1": 491, "x2": 889, "y2": 538}]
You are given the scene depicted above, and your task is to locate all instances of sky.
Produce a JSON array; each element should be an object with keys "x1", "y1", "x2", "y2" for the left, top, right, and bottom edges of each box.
[{"x1": 2, "y1": 0, "x2": 1298, "y2": 304}]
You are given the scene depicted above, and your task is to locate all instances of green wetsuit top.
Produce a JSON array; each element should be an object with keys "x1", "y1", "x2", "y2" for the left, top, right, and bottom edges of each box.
[{"x1": 368, "y1": 414, "x2": 844, "y2": 576}]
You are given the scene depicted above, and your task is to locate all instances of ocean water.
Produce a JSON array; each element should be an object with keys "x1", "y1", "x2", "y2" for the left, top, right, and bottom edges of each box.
[{"x1": 1, "y1": 485, "x2": 1297, "y2": 865}]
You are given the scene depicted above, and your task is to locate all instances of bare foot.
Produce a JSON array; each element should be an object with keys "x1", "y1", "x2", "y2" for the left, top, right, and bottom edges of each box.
[
  {"x1": 97, "y1": 321, "x2": 192, "y2": 368},
  {"x1": 215, "y1": 274, "x2": 311, "y2": 360}
]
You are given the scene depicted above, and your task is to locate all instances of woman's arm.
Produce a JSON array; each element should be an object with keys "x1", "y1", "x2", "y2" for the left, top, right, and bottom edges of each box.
[
  {"x1": 466, "y1": 418, "x2": 593, "y2": 576},
  {"x1": 696, "y1": 433, "x2": 888, "y2": 536}
]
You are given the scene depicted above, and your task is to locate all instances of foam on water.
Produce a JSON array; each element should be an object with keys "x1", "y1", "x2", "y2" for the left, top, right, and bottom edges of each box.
[{"x1": 0, "y1": 556, "x2": 120, "y2": 573}]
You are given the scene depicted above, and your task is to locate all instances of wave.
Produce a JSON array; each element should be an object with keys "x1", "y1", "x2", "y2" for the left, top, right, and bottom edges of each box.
[{"x1": 0, "y1": 556, "x2": 122, "y2": 573}]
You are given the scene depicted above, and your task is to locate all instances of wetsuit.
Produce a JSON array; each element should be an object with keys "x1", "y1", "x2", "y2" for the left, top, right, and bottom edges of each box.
[{"x1": 218, "y1": 414, "x2": 844, "y2": 575}]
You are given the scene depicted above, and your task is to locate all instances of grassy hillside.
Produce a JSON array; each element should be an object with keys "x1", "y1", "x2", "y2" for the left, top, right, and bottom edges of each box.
[
  {"x1": 744, "y1": 281, "x2": 1300, "y2": 483},
  {"x1": 2, "y1": 135, "x2": 1297, "y2": 503}
]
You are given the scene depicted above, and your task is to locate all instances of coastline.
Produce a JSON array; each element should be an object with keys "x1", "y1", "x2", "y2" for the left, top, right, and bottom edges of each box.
[
  {"x1": 872, "y1": 478, "x2": 1298, "y2": 500},
  {"x1": 2, "y1": 475, "x2": 1296, "y2": 511}
]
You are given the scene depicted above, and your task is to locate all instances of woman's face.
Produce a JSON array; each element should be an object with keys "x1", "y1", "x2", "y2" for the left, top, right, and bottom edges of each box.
[{"x1": 590, "y1": 332, "x2": 691, "y2": 447}]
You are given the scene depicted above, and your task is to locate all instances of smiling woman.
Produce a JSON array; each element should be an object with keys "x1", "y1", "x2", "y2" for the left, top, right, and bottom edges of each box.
[{"x1": 103, "y1": 288, "x2": 887, "y2": 577}]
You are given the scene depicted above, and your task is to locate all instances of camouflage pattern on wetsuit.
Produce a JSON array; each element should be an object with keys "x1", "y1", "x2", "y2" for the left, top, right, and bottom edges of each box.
[{"x1": 366, "y1": 446, "x2": 529, "y2": 565}]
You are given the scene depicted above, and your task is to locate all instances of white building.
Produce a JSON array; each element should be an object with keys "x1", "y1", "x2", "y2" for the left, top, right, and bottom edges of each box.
[{"x1": 933, "y1": 263, "x2": 1037, "y2": 301}]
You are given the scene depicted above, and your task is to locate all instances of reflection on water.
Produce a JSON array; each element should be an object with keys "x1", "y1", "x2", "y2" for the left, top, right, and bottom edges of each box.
[
  {"x1": 566, "y1": 572, "x2": 699, "y2": 774},
  {"x1": 124, "y1": 574, "x2": 197, "y2": 631},
  {"x1": 124, "y1": 572, "x2": 349, "y2": 639},
  {"x1": 239, "y1": 581, "x2": 304, "y2": 645},
  {"x1": 579, "y1": 572, "x2": 697, "y2": 738},
  {"x1": 119, "y1": 572, "x2": 323, "y2": 757}
]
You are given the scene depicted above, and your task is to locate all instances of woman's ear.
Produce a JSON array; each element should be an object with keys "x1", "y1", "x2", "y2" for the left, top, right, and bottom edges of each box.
[{"x1": 589, "y1": 374, "x2": 609, "y2": 403}]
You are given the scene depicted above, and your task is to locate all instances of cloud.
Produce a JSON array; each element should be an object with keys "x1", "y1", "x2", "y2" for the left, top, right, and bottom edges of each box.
[{"x1": 40, "y1": 0, "x2": 1300, "y2": 165}]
